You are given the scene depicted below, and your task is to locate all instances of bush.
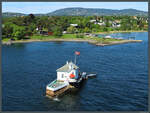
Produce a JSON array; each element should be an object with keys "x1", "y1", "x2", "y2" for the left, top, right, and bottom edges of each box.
[{"x1": 103, "y1": 27, "x2": 108, "y2": 32}]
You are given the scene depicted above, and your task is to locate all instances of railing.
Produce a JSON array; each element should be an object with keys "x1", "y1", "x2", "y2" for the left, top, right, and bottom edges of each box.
[
  {"x1": 47, "y1": 82, "x2": 69, "y2": 91},
  {"x1": 47, "y1": 79, "x2": 57, "y2": 87}
]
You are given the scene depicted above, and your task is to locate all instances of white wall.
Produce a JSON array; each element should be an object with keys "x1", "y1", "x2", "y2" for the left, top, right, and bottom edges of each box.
[
  {"x1": 57, "y1": 72, "x2": 68, "y2": 81},
  {"x1": 57, "y1": 69, "x2": 79, "y2": 81}
]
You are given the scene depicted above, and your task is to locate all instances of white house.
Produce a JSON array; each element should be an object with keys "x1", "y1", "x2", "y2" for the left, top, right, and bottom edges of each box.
[
  {"x1": 36, "y1": 27, "x2": 39, "y2": 31},
  {"x1": 90, "y1": 20, "x2": 96, "y2": 23},
  {"x1": 56, "y1": 61, "x2": 79, "y2": 83},
  {"x1": 62, "y1": 31, "x2": 67, "y2": 34},
  {"x1": 97, "y1": 22, "x2": 105, "y2": 26},
  {"x1": 112, "y1": 22, "x2": 121, "y2": 28},
  {"x1": 70, "y1": 24, "x2": 78, "y2": 27}
]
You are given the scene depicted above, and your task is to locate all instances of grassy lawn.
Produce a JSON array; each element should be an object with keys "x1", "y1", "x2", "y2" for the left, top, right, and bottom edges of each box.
[
  {"x1": 30, "y1": 34, "x2": 87, "y2": 39},
  {"x1": 2, "y1": 33, "x2": 127, "y2": 45},
  {"x1": 2, "y1": 38, "x2": 10, "y2": 42},
  {"x1": 61, "y1": 34, "x2": 77, "y2": 39},
  {"x1": 30, "y1": 35, "x2": 55, "y2": 40}
]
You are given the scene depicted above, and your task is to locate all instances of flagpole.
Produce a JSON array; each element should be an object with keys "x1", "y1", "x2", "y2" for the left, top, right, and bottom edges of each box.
[{"x1": 74, "y1": 53, "x2": 76, "y2": 64}]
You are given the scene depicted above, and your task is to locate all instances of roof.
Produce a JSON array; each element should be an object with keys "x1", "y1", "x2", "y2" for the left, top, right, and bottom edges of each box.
[
  {"x1": 70, "y1": 24, "x2": 78, "y2": 27},
  {"x1": 56, "y1": 61, "x2": 79, "y2": 72}
]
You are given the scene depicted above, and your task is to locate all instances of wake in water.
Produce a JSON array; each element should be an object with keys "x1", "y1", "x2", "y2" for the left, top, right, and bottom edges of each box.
[
  {"x1": 53, "y1": 97, "x2": 60, "y2": 102},
  {"x1": 46, "y1": 95, "x2": 60, "y2": 102}
]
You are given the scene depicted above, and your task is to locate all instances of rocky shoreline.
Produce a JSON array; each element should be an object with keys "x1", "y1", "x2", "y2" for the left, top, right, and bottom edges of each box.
[{"x1": 2, "y1": 38, "x2": 143, "y2": 46}]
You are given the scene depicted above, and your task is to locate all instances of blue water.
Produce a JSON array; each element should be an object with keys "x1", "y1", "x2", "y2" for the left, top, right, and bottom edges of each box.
[
  {"x1": 2, "y1": 32, "x2": 148, "y2": 111},
  {"x1": 98, "y1": 32, "x2": 142, "y2": 39}
]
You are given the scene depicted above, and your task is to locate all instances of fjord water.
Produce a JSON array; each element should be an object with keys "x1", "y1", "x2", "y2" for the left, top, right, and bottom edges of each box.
[{"x1": 2, "y1": 32, "x2": 148, "y2": 111}]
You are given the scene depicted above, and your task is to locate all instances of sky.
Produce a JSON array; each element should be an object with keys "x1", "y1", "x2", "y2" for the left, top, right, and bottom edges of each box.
[{"x1": 2, "y1": 2, "x2": 148, "y2": 14}]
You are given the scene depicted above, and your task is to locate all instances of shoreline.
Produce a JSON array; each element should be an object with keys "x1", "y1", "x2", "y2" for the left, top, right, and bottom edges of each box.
[
  {"x1": 2, "y1": 31, "x2": 145, "y2": 46},
  {"x1": 2, "y1": 38, "x2": 143, "y2": 46}
]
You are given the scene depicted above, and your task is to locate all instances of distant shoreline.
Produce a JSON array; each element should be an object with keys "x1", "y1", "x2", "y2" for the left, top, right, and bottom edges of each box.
[
  {"x1": 2, "y1": 31, "x2": 145, "y2": 46},
  {"x1": 2, "y1": 38, "x2": 143, "y2": 46}
]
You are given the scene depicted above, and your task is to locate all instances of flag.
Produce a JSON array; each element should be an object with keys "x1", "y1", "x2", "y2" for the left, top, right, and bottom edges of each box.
[{"x1": 75, "y1": 51, "x2": 80, "y2": 55}]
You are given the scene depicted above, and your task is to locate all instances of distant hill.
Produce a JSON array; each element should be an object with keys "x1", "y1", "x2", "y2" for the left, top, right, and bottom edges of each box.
[
  {"x1": 2, "y1": 12, "x2": 46, "y2": 17},
  {"x1": 47, "y1": 8, "x2": 148, "y2": 16},
  {"x1": 2, "y1": 7, "x2": 148, "y2": 17}
]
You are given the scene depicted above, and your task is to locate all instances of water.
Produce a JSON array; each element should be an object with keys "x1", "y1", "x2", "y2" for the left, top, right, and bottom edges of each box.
[
  {"x1": 2, "y1": 32, "x2": 148, "y2": 111},
  {"x1": 98, "y1": 32, "x2": 143, "y2": 39}
]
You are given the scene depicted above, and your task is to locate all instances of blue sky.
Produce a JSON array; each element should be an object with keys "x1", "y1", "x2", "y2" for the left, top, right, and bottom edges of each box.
[{"x1": 2, "y1": 2, "x2": 148, "y2": 14}]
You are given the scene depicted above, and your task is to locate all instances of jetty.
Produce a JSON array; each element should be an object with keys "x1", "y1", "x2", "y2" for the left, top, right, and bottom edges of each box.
[{"x1": 46, "y1": 51, "x2": 96, "y2": 97}]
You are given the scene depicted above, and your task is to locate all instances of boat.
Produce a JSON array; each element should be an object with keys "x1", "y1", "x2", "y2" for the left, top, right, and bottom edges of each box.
[{"x1": 105, "y1": 35, "x2": 112, "y2": 38}]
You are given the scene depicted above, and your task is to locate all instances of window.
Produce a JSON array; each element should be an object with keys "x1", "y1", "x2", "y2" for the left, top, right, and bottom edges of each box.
[{"x1": 62, "y1": 74, "x2": 64, "y2": 78}]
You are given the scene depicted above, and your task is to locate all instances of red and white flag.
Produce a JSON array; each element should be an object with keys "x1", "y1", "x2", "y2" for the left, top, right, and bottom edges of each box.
[{"x1": 75, "y1": 51, "x2": 80, "y2": 55}]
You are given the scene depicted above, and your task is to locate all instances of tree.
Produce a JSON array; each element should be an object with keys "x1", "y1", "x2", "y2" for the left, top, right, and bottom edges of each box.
[
  {"x1": 13, "y1": 27, "x2": 26, "y2": 40},
  {"x1": 103, "y1": 27, "x2": 108, "y2": 32},
  {"x1": 67, "y1": 26, "x2": 77, "y2": 34},
  {"x1": 2, "y1": 22, "x2": 13, "y2": 38},
  {"x1": 53, "y1": 26, "x2": 63, "y2": 37},
  {"x1": 84, "y1": 27, "x2": 91, "y2": 33}
]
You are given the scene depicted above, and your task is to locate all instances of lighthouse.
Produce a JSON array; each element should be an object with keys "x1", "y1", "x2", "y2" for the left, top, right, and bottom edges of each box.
[{"x1": 46, "y1": 51, "x2": 84, "y2": 97}]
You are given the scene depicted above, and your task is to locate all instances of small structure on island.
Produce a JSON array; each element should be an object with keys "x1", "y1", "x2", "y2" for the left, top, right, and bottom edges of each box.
[
  {"x1": 46, "y1": 51, "x2": 96, "y2": 97},
  {"x1": 105, "y1": 35, "x2": 112, "y2": 39}
]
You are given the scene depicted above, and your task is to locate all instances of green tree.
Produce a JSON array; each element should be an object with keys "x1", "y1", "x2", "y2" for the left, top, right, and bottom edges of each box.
[
  {"x1": 53, "y1": 26, "x2": 63, "y2": 37},
  {"x1": 13, "y1": 27, "x2": 26, "y2": 40},
  {"x1": 84, "y1": 27, "x2": 91, "y2": 33},
  {"x1": 67, "y1": 26, "x2": 77, "y2": 34},
  {"x1": 2, "y1": 22, "x2": 13, "y2": 38},
  {"x1": 103, "y1": 27, "x2": 108, "y2": 32}
]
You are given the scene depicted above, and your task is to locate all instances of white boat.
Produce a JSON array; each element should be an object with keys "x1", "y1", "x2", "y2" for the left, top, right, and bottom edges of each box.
[{"x1": 105, "y1": 35, "x2": 112, "y2": 38}]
